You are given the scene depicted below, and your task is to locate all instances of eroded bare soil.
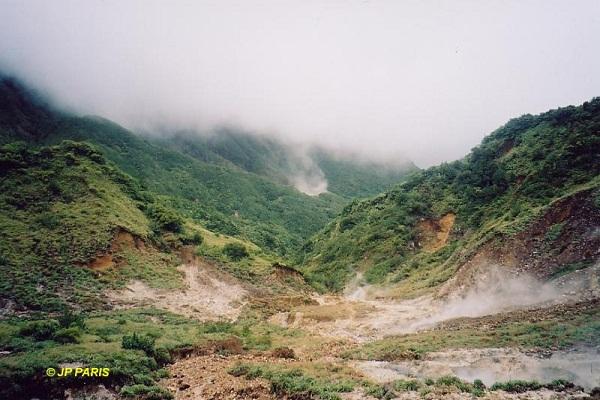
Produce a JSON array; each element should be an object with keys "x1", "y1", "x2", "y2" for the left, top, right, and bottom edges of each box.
[{"x1": 107, "y1": 259, "x2": 248, "y2": 321}]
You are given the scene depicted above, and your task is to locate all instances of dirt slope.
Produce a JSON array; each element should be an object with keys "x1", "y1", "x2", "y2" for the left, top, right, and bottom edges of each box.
[{"x1": 108, "y1": 257, "x2": 248, "y2": 321}]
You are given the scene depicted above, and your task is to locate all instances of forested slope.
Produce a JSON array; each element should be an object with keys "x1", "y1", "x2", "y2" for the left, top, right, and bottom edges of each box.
[
  {"x1": 0, "y1": 77, "x2": 343, "y2": 255},
  {"x1": 151, "y1": 129, "x2": 417, "y2": 199},
  {"x1": 301, "y1": 98, "x2": 600, "y2": 293}
]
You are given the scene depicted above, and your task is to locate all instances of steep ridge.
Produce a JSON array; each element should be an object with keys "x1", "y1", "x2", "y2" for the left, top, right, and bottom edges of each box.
[{"x1": 300, "y1": 98, "x2": 600, "y2": 294}]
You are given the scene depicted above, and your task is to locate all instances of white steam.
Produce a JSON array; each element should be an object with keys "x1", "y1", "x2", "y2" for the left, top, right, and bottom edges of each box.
[
  {"x1": 285, "y1": 147, "x2": 328, "y2": 196},
  {"x1": 413, "y1": 266, "x2": 561, "y2": 330}
]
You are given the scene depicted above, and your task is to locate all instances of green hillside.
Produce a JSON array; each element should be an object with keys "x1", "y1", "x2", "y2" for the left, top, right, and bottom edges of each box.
[
  {"x1": 309, "y1": 148, "x2": 418, "y2": 199},
  {"x1": 300, "y1": 98, "x2": 600, "y2": 292},
  {"x1": 0, "y1": 140, "x2": 175, "y2": 310},
  {"x1": 0, "y1": 77, "x2": 343, "y2": 255},
  {"x1": 152, "y1": 129, "x2": 294, "y2": 181},
  {"x1": 151, "y1": 129, "x2": 417, "y2": 199}
]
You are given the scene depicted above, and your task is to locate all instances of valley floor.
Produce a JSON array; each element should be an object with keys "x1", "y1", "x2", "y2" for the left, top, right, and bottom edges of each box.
[
  {"x1": 142, "y1": 258, "x2": 600, "y2": 399},
  {"x1": 3, "y1": 254, "x2": 599, "y2": 400}
]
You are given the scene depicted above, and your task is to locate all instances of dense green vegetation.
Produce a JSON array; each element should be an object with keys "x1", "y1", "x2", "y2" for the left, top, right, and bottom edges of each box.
[
  {"x1": 310, "y1": 148, "x2": 418, "y2": 199},
  {"x1": 0, "y1": 308, "x2": 290, "y2": 399},
  {"x1": 300, "y1": 98, "x2": 600, "y2": 292},
  {"x1": 0, "y1": 138, "x2": 301, "y2": 311},
  {"x1": 0, "y1": 77, "x2": 346, "y2": 256},
  {"x1": 0, "y1": 141, "x2": 160, "y2": 310},
  {"x1": 222, "y1": 242, "x2": 249, "y2": 261},
  {"x1": 226, "y1": 363, "x2": 579, "y2": 399},
  {"x1": 154, "y1": 129, "x2": 416, "y2": 200},
  {"x1": 1, "y1": 74, "x2": 600, "y2": 399}
]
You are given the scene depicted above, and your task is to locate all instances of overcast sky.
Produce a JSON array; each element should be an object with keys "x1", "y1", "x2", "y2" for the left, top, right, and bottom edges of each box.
[{"x1": 1, "y1": 1, "x2": 599, "y2": 166}]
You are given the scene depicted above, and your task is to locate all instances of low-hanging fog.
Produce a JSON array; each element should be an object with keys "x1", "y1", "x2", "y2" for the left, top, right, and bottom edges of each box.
[{"x1": 1, "y1": 1, "x2": 600, "y2": 166}]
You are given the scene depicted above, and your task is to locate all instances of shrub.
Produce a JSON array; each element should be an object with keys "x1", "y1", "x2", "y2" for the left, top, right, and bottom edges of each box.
[
  {"x1": 120, "y1": 384, "x2": 173, "y2": 400},
  {"x1": 545, "y1": 222, "x2": 565, "y2": 242},
  {"x1": 36, "y1": 213, "x2": 60, "y2": 229},
  {"x1": 473, "y1": 379, "x2": 486, "y2": 390},
  {"x1": 181, "y1": 232, "x2": 203, "y2": 246},
  {"x1": 20, "y1": 320, "x2": 59, "y2": 341},
  {"x1": 339, "y1": 217, "x2": 356, "y2": 232},
  {"x1": 153, "y1": 347, "x2": 172, "y2": 365},
  {"x1": 490, "y1": 380, "x2": 542, "y2": 393},
  {"x1": 365, "y1": 384, "x2": 394, "y2": 400},
  {"x1": 222, "y1": 243, "x2": 249, "y2": 261},
  {"x1": 122, "y1": 332, "x2": 156, "y2": 355},
  {"x1": 545, "y1": 379, "x2": 574, "y2": 391},
  {"x1": 228, "y1": 364, "x2": 250, "y2": 377},
  {"x1": 58, "y1": 309, "x2": 86, "y2": 329},
  {"x1": 393, "y1": 379, "x2": 421, "y2": 391},
  {"x1": 133, "y1": 373, "x2": 154, "y2": 385},
  {"x1": 435, "y1": 376, "x2": 481, "y2": 396},
  {"x1": 52, "y1": 327, "x2": 82, "y2": 344},
  {"x1": 147, "y1": 204, "x2": 183, "y2": 233},
  {"x1": 197, "y1": 321, "x2": 233, "y2": 334},
  {"x1": 271, "y1": 347, "x2": 295, "y2": 359}
]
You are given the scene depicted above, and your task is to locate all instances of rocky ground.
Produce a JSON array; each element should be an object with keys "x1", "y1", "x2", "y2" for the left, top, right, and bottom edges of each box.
[
  {"x1": 151, "y1": 261, "x2": 600, "y2": 399},
  {"x1": 101, "y1": 251, "x2": 600, "y2": 399}
]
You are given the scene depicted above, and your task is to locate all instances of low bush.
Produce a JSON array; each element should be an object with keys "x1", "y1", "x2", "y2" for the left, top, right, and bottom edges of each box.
[
  {"x1": 545, "y1": 379, "x2": 575, "y2": 391},
  {"x1": 181, "y1": 231, "x2": 203, "y2": 246},
  {"x1": 197, "y1": 321, "x2": 233, "y2": 334},
  {"x1": 271, "y1": 347, "x2": 295, "y2": 359},
  {"x1": 52, "y1": 327, "x2": 82, "y2": 344},
  {"x1": 58, "y1": 309, "x2": 86, "y2": 329},
  {"x1": 364, "y1": 384, "x2": 394, "y2": 400},
  {"x1": 435, "y1": 375, "x2": 484, "y2": 396},
  {"x1": 122, "y1": 332, "x2": 156, "y2": 355},
  {"x1": 393, "y1": 379, "x2": 421, "y2": 391},
  {"x1": 19, "y1": 320, "x2": 59, "y2": 341},
  {"x1": 490, "y1": 380, "x2": 542, "y2": 393},
  {"x1": 147, "y1": 204, "x2": 183, "y2": 233},
  {"x1": 152, "y1": 347, "x2": 172, "y2": 365},
  {"x1": 229, "y1": 364, "x2": 354, "y2": 400},
  {"x1": 120, "y1": 384, "x2": 173, "y2": 400},
  {"x1": 222, "y1": 242, "x2": 249, "y2": 260}
]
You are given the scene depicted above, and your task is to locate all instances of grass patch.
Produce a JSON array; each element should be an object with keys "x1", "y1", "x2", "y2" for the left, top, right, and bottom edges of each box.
[
  {"x1": 0, "y1": 307, "x2": 293, "y2": 399},
  {"x1": 228, "y1": 362, "x2": 358, "y2": 400}
]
